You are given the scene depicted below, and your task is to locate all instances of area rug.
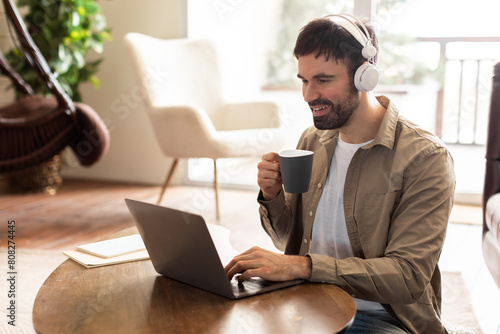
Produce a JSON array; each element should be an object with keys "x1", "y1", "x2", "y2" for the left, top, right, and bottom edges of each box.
[
  {"x1": 441, "y1": 272, "x2": 483, "y2": 334},
  {"x1": 0, "y1": 249, "x2": 66, "y2": 334},
  {"x1": 0, "y1": 250, "x2": 483, "y2": 334}
]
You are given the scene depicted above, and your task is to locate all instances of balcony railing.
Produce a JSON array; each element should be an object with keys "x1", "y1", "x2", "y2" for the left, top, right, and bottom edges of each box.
[{"x1": 418, "y1": 37, "x2": 500, "y2": 145}]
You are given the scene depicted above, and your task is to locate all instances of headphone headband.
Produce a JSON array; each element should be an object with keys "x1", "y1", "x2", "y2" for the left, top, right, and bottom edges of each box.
[
  {"x1": 324, "y1": 13, "x2": 379, "y2": 92},
  {"x1": 327, "y1": 14, "x2": 369, "y2": 46},
  {"x1": 325, "y1": 14, "x2": 377, "y2": 61}
]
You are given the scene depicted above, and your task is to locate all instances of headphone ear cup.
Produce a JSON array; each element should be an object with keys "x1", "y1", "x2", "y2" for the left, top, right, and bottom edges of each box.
[
  {"x1": 362, "y1": 44, "x2": 377, "y2": 59},
  {"x1": 354, "y1": 62, "x2": 379, "y2": 92}
]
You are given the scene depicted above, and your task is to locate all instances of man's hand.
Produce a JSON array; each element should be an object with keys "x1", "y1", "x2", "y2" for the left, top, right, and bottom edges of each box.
[
  {"x1": 224, "y1": 246, "x2": 312, "y2": 283},
  {"x1": 257, "y1": 152, "x2": 282, "y2": 200}
]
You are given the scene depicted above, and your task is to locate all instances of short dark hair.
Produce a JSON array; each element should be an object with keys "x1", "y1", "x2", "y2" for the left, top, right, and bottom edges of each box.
[{"x1": 293, "y1": 16, "x2": 378, "y2": 78}]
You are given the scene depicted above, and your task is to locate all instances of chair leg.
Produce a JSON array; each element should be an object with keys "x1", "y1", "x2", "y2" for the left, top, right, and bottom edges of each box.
[
  {"x1": 214, "y1": 159, "x2": 220, "y2": 220},
  {"x1": 157, "y1": 159, "x2": 179, "y2": 205}
]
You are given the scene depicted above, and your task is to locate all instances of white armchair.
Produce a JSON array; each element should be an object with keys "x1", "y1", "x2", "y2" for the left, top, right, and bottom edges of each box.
[{"x1": 124, "y1": 33, "x2": 283, "y2": 218}]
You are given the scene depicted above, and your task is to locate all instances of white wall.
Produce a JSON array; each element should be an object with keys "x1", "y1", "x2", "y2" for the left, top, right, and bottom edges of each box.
[
  {"x1": 187, "y1": 0, "x2": 283, "y2": 101},
  {"x1": 60, "y1": 0, "x2": 187, "y2": 184}
]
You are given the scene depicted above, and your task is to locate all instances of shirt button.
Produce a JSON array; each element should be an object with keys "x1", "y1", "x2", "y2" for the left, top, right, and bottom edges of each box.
[
  {"x1": 304, "y1": 239, "x2": 308, "y2": 244},
  {"x1": 309, "y1": 211, "x2": 313, "y2": 216},
  {"x1": 317, "y1": 183, "x2": 322, "y2": 188}
]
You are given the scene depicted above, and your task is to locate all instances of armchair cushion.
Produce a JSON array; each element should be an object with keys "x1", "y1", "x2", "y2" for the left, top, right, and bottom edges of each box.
[
  {"x1": 149, "y1": 104, "x2": 283, "y2": 159},
  {"x1": 149, "y1": 104, "x2": 217, "y2": 158},
  {"x1": 483, "y1": 232, "x2": 500, "y2": 289},
  {"x1": 485, "y1": 193, "x2": 500, "y2": 245}
]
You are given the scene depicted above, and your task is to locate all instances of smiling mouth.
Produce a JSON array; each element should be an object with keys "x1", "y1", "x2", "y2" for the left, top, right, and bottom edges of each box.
[
  {"x1": 312, "y1": 105, "x2": 328, "y2": 111},
  {"x1": 311, "y1": 104, "x2": 331, "y2": 116}
]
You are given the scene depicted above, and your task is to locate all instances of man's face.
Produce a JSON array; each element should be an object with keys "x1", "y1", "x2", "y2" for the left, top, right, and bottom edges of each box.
[{"x1": 297, "y1": 53, "x2": 359, "y2": 130}]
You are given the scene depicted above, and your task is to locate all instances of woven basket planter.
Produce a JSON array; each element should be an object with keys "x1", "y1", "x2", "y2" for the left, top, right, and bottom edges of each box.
[{"x1": 6, "y1": 152, "x2": 63, "y2": 195}]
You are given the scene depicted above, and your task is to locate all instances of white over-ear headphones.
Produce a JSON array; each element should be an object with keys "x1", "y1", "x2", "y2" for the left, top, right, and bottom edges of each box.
[{"x1": 326, "y1": 14, "x2": 379, "y2": 92}]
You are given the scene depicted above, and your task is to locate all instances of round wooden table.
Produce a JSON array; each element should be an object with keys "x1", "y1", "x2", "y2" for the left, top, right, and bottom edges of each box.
[{"x1": 33, "y1": 231, "x2": 356, "y2": 333}]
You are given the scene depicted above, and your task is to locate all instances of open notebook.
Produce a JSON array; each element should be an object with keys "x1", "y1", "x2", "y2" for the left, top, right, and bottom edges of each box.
[{"x1": 63, "y1": 234, "x2": 149, "y2": 268}]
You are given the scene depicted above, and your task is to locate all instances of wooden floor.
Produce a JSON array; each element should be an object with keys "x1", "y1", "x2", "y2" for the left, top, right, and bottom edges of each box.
[
  {"x1": 0, "y1": 178, "x2": 273, "y2": 252},
  {"x1": 1, "y1": 178, "x2": 499, "y2": 333},
  {"x1": 1, "y1": 179, "x2": 157, "y2": 250}
]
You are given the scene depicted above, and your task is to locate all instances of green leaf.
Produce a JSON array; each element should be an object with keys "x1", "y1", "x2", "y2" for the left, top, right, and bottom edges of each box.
[
  {"x1": 41, "y1": 25, "x2": 53, "y2": 41},
  {"x1": 17, "y1": 0, "x2": 32, "y2": 7},
  {"x1": 92, "y1": 14, "x2": 107, "y2": 31},
  {"x1": 71, "y1": 11, "x2": 81, "y2": 27},
  {"x1": 100, "y1": 30, "x2": 112, "y2": 41},
  {"x1": 72, "y1": 50, "x2": 85, "y2": 68},
  {"x1": 54, "y1": 54, "x2": 72, "y2": 73},
  {"x1": 77, "y1": 6, "x2": 86, "y2": 16},
  {"x1": 84, "y1": 2, "x2": 99, "y2": 15},
  {"x1": 58, "y1": 78, "x2": 73, "y2": 97},
  {"x1": 91, "y1": 40, "x2": 104, "y2": 54},
  {"x1": 62, "y1": 66, "x2": 79, "y2": 84},
  {"x1": 63, "y1": 37, "x2": 72, "y2": 46},
  {"x1": 12, "y1": 48, "x2": 22, "y2": 57},
  {"x1": 89, "y1": 75, "x2": 100, "y2": 89},
  {"x1": 88, "y1": 58, "x2": 104, "y2": 68},
  {"x1": 69, "y1": 29, "x2": 80, "y2": 40},
  {"x1": 57, "y1": 44, "x2": 67, "y2": 61}
]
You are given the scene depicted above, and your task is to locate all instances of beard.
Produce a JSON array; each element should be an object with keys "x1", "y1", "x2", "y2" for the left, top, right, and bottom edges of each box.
[{"x1": 310, "y1": 88, "x2": 360, "y2": 130}]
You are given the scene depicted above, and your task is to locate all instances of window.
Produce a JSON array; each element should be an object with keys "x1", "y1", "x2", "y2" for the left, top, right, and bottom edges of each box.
[
  {"x1": 375, "y1": 0, "x2": 500, "y2": 196},
  {"x1": 187, "y1": 0, "x2": 500, "y2": 195}
]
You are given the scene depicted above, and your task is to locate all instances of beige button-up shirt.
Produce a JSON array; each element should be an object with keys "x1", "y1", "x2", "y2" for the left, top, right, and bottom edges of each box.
[{"x1": 259, "y1": 96, "x2": 455, "y2": 333}]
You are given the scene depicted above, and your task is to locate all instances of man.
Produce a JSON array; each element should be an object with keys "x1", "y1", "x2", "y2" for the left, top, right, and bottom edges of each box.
[{"x1": 225, "y1": 14, "x2": 455, "y2": 333}]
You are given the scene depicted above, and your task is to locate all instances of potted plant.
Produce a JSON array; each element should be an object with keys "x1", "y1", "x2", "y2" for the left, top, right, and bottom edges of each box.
[{"x1": 4, "y1": 0, "x2": 112, "y2": 101}]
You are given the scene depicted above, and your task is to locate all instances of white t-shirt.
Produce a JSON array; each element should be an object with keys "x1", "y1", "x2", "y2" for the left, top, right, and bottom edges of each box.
[{"x1": 311, "y1": 135, "x2": 384, "y2": 313}]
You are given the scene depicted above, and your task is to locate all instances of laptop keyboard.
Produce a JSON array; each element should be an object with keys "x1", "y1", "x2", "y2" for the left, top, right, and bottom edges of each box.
[{"x1": 232, "y1": 277, "x2": 273, "y2": 293}]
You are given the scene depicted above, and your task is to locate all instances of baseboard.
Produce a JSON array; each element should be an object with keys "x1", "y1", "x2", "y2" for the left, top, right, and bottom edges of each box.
[{"x1": 454, "y1": 192, "x2": 482, "y2": 206}]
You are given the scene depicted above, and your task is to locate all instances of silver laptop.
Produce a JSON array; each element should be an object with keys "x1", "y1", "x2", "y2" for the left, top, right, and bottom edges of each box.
[{"x1": 124, "y1": 198, "x2": 303, "y2": 299}]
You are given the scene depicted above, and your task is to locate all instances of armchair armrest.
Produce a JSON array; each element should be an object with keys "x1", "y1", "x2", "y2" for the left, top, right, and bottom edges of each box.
[
  {"x1": 218, "y1": 101, "x2": 281, "y2": 131},
  {"x1": 485, "y1": 193, "x2": 500, "y2": 242},
  {"x1": 484, "y1": 192, "x2": 500, "y2": 289},
  {"x1": 148, "y1": 104, "x2": 231, "y2": 158}
]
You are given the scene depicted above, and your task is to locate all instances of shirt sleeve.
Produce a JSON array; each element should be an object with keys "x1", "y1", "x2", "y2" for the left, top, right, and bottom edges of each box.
[
  {"x1": 257, "y1": 189, "x2": 292, "y2": 252},
  {"x1": 307, "y1": 147, "x2": 455, "y2": 305}
]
